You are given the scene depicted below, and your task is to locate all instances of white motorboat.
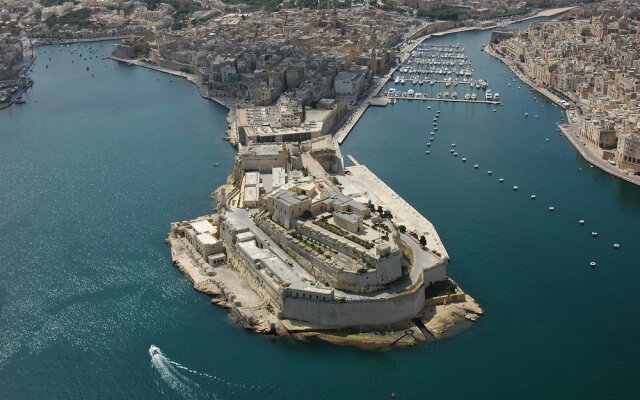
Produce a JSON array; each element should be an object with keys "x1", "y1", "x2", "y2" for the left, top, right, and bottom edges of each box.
[{"x1": 149, "y1": 345, "x2": 160, "y2": 357}]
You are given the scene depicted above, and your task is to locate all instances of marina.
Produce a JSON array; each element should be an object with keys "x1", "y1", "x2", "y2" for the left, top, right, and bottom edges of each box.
[
  {"x1": 386, "y1": 43, "x2": 501, "y2": 105},
  {"x1": 383, "y1": 95, "x2": 501, "y2": 105}
]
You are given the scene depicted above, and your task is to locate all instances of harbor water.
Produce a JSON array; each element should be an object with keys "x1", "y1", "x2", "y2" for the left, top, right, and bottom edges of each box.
[{"x1": 1, "y1": 24, "x2": 640, "y2": 399}]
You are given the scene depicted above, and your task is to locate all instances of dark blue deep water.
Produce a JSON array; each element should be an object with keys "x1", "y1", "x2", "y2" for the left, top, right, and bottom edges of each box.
[{"x1": 1, "y1": 25, "x2": 640, "y2": 399}]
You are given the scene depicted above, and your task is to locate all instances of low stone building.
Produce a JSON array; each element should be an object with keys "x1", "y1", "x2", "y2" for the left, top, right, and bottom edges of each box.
[
  {"x1": 267, "y1": 189, "x2": 311, "y2": 229},
  {"x1": 333, "y1": 211, "x2": 363, "y2": 233}
]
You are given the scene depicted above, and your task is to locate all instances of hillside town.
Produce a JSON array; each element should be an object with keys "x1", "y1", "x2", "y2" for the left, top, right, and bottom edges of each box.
[
  {"x1": 2, "y1": 1, "x2": 582, "y2": 107},
  {"x1": 490, "y1": 0, "x2": 640, "y2": 175}
]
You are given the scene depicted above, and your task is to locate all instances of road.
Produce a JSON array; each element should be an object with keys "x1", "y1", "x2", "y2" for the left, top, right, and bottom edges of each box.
[{"x1": 559, "y1": 121, "x2": 640, "y2": 186}]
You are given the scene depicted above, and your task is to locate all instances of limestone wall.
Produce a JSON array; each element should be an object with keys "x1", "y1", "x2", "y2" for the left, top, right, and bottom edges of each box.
[
  {"x1": 225, "y1": 243, "x2": 283, "y2": 311},
  {"x1": 295, "y1": 222, "x2": 403, "y2": 290},
  {"x1": 257, "y1": 218, "x2": 400, "y2": 293},
  {"x1": 424, "y1": 293, "x2": 467, "y2": 307},
  {"x1": 424, "y1": 262, "x2": 447, "y2": 286},
  {"x1": 282, "y1": 278, "x2": 426, "y2": 327}
]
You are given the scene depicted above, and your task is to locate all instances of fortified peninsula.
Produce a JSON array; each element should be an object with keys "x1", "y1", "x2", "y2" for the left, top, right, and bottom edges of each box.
[
  {"x1": 3, "y1": 0, "x2": 585, "y2": 349},
  {"x1": 167, "y1": 137, "x2": 483, "y2": 348}
]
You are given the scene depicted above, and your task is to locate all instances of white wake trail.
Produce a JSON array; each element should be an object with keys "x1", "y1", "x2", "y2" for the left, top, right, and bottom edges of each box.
[
  {"x1": 149, "y1": 346, "x2": 200, "y2": 399},
  {"x1": 166, "y1": 358, "x2": 263, "y2": 390}
]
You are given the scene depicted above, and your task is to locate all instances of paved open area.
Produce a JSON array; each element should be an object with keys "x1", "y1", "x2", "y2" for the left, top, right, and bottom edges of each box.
[{"x1": 339, "y1": 162, "x2": 449, "y2": 260}]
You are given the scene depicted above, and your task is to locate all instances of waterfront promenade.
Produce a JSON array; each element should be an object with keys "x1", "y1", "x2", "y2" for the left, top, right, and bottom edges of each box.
[
  {"x1": 108, "y1": 55, "x2": 240, "y2": 111},
  {"x1": 484, "y1": 45, "x2": 567, "y2": 107},
  {"x1": 485, "y1": 45, "x2": 640, "y2": 187},
  {"x1": 559, "y1": 122, "x2": 640, "y2": 186}
]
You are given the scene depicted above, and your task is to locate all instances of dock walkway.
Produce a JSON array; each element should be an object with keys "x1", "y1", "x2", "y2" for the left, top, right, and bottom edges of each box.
[{"x1": 385, "y1": 96, "x2": 501, "y2": 105}]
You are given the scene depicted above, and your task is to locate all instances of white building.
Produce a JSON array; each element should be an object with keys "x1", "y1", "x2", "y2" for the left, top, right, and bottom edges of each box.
[{"x1": 334, "y1": 70, "x2": 366, "y2": 98}]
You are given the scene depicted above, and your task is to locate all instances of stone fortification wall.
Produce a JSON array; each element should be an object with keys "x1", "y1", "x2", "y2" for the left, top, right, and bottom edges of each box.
[
  {"x1": 281, "y1": 277, "x2": 426, "y2": 327},
  {"x1": 424, "y1": 262, "x2": 447, "y2": 286},
  {"x1": 152, "y1": 55, "x2": 200, "y2": 76},
  {"x1": 224, "y1": 242, "x2": 283, "y2": 312},
  {"x1": 424, "y1": 292, "x2": 467, "y2": 307},
  {"x1": 257, "y1": 218, "x2": 401, "y2": 294},
  {"x1": 295, "y1": 222, "x2": 403, "y2": 286}
]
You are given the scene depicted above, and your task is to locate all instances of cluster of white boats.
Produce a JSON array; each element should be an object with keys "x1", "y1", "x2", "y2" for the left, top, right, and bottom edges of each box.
[
  {"x1": 393, "y1": 75, "x2": 489, "y2": 87},
  {"x1": 406, "y1": 44, "x2": 474, "y2": 76},
  {"x1": 388, "y1": 43, "x2": 501, "y2": 103},
  {"x1": 387, "y1": 87, "x2": 500, "y2": 102}
]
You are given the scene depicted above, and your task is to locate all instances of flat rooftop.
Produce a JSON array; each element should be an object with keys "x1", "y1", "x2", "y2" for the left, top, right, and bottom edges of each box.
[
  {"x1": 245, "y1": 171, "x2": 260, "y2": 186},
  {"x1": 261, "y1": 256, "x2": 300, "y2": 285},
  {"x1": 244, "y1": 185, "x2": 258, "y2": 202},
  {"x1": 191, "y1": 220, "x2": 216, "y2": 235},
  {"x1": 196, "y1": 232, "x2": 218, "y2": 245},
  {"x1": 272, "y1": 167, "x2": 286, "y2": 189}
]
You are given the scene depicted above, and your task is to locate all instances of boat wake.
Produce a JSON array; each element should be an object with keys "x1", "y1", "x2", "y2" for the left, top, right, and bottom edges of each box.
[
  {"x1": 149, "y1": 345, "x2": 202, "y2": 399},
  {"x1": 149, "y1": 345, "x2": 266, "y2": 399}
]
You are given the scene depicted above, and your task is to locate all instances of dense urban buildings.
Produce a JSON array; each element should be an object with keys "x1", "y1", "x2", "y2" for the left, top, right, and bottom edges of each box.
[{"x1": 491, "y1": 0, "x2": 640, "y2": 174}]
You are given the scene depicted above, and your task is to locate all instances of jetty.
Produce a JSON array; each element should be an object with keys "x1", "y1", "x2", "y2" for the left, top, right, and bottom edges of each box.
[{"x1": 384, "y1": 96, "x2": 501, "y2": 105}]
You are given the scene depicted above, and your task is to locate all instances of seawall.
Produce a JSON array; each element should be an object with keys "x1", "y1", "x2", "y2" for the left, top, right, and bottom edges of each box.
[{"x1": 485, "y1": 46, "x2": 640, "y2": 187}]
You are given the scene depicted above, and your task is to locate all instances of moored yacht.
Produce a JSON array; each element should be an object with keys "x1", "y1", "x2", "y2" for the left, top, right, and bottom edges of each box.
[{"x1": 485, "y1": 90, "x2": 493, "y2": 101}]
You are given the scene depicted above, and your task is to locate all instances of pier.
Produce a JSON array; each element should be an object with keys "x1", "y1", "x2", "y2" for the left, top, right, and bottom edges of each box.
[{"x1": 384, "y1": 96, "x2": 501, "y2": 105}]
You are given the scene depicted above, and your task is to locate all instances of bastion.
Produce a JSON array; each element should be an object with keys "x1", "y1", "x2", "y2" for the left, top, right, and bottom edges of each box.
[{"x1": 167, "y1": 140, "x2": 482, "y2": 348}]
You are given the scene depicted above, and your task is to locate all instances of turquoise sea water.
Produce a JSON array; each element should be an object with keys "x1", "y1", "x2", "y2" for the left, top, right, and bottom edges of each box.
[{"x1": 1, "y1": 25, "x2": 639, "y2": 399}]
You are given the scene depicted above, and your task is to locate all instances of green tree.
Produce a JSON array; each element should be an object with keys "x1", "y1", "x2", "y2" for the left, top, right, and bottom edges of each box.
[{"x1": 419, "y1": 235, "x2": 427, "y2": 247}]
